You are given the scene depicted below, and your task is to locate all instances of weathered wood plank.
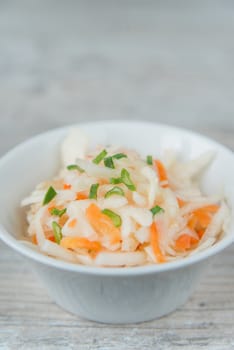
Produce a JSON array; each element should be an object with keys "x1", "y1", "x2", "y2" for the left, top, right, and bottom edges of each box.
[{"x1": 0, "y1": 242, "x2": 234, "y2": 350}]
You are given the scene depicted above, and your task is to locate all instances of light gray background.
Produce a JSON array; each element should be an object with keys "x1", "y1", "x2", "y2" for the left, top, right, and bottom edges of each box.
[
  {"x1": 0, "y1": 0, "x2": 234, "y2": 156},
  {"x1": 0, "y1": 1, "x2": 234, "y2": 349}
]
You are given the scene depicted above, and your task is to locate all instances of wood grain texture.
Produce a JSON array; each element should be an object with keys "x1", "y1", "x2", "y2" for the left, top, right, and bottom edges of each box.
[
  {"x1": 0, "y1": 243, "x2": 234, "y2": 350},
  {"x1": 0, "y1": 0, "x2": 234, "y2": 349}
]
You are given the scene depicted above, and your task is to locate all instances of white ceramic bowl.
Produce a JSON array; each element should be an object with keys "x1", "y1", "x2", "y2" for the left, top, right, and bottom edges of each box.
[{"x1": 0, "y1": 121, "x2": 233, "y2": 324}]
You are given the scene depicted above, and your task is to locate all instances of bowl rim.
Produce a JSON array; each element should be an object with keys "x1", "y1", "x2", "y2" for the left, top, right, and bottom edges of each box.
[{"x1": 0, "y1": 119, "x2": 233, "y2": 276}]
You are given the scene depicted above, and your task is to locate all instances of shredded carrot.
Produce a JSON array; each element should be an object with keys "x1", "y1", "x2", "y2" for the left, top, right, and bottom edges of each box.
[
  {"x1": 99, "y1": 178, "x2": 109, "y2": 185},
  {"x1": 154, "y1": 160, "x2": 169, "y2": 188},
  {"x1": 198, "y1": 205, "x2": 219, "y2": 213},
  {"x1": 63, "y1": 183, "x2": 71, "y2": 190},
  {"x1": 190, "y1": 236, "x2": 199, "y2": 245},
  {"x1": 197, "y1": 229, "x2": 205, "y2": 239},
  {"x1": 138, "y1": 243, "x2": 147, "y2": 250},
  {"x1": 150, "y1": 222, "x2": 165, "y2": 263},
  {"x1": 192, "y1": 205, "x2": 219, "y2": 220},
  {"x1": 194, "y1": 211, "x2": 212, "y2": 228},
  {"x1": 175, "y1": 234, "x2": 199, "y2": 251},
  {"x1": 68, "y1": 218, "x2": 77, "y2": 228},
  {"x1": 188, "y1": 204, "x2": 219, "y2": 233},
  {"x1": 47, "y1": 235, "x2": 56, "y2": 242},
  {"x1": 32, "y1": 234, "x2": 55, "y2": 244},
  {"x1": 188, "y1": 215, "x2": 198, "y2": 230},
  {"x1": 177, "y1": 197, "x2": 186, "y2": 208},
  {"x1": 60, "y1": 236, "x2": 102, "y2": 251},
  {"x1": 32, "y1": 234, "x2": 37, "y2": 245},
  {"x1": 76, "y1": 192, "x2": 88, "y2": 200},
  {"x1": 86, "y1": 203, "x2": 121, "y2": 244},
  {"x1": 59, "y1": 214, "x2": 69, "y2": 227}
]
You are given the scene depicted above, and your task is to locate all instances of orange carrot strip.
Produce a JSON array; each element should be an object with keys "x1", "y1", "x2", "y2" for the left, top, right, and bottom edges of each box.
[
  {"x1": 32, "y1": 234, "x2": 55, "y2": 244},
  {"x1": 86, "y1": 204, "x2": 121, "y2": 244},
  {"x1": 32, "y1": 234, "x2": 38, "y2": 245},
  {"x1": 188, "y1": 215, "x2": 198, "y2": 230},
  {"x1": 68, "y1": 218, "x2": 77, "y2": 228},
  {"x1": 150, "y1": 222, "x2": 165, "y2": 263},
  {"x1": 197, "y1": 229, "x2": 205, "y2": 239},
  {"x1": 177, "y1": 198, "x2": 186, "y2": 208},
  {"x1": 76, "y1": 192, "x2": 88, "y2": 200},
  {"x1": 194, "y1": 211, "x2": 212, "y2": 228},
  {"x1": 47, "y1": 235, "x2": 56, "y2": 243},
  {"x1": 175, "y1": 234, "x2": 199, "y2": 251},
  {"x1": 188, "y1": 205, "x2": 218, "y2": 232},
  {"x1": 60, "y1": 237, "x2": 102, "y2": 251},
  {"x1": 63, "y1": 183, "x2": 71, "y2": 190},
  {"x1": 175, "y1": 234, "x2": 191, "y2": 251},
  {"x1": 192, "y1": 205, "x2": 219, "y2": 218},
  {"x1": 190, "y1": 236, "x2": 199, "y2": 245},
  {"x1": 198, "y1": 205, "x2": 219, "y2": 213},
  {"x1": 154, "y1": 160, "x2": 169, "y2": 188},
  {"x1": 59, "y1": 214, "x2": 69, "y2": 227},
  {"x1": 99, "y1": 178, "x2": 109, "y2": 185}
]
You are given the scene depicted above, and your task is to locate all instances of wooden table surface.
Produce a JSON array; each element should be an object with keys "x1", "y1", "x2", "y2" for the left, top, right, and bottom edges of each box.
[{"x1": 0, "y1": 1, "x2": 234, "y2": 349}]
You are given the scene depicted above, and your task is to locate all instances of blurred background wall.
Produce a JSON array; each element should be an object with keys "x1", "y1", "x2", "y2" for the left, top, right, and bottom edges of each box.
[{"x1": 0, "y1": 0, "x2": 233, "y2": 154}]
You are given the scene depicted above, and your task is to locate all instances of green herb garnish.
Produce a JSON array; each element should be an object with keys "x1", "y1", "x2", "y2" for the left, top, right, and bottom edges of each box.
[
  {"x1": 105, "y1": 186, "x2": 125, "y2": 198},
  {"x1": 67, "y1": 164, "x2": 84, "y2": 173},
  {"x1": 50, "y1": 208, "x2": 67, "y2": 217},
  {"x1": 112, "y1": 153, "x2": 127, "y2": 160},
  {"x1": 89, "y1": 183, "x2": 99, "y2": 199},
  {"x1": 150, "y1": 205, "x2": 164, "y2": 216},
  {"x1": 120, "y1": 168, "x2": 136, "y2": 191},
  {"x1": 104, "y1": 156, "x2": 115, "y2": 169},
  {"x1": 109, "y1": 168, "x2": 136, "y2": 190},
  {"x1": 52, "y1": 221, "x2": 63, "y2": 244},
  {"x1": 110, "y1": 177, "x2": 122, "y2": 184},
  {"x1": 102, "y1": 209, "x2": 122, "y2": 227},
  {"x1": 43, "y1": 186, "x2": 57, "y2": 205},
  {"x1": 146, "y1": 155, "x2": 153, "y2": 165},
  {"x1": 93, "y1": 149, "x2": 108, "y2": 164}
]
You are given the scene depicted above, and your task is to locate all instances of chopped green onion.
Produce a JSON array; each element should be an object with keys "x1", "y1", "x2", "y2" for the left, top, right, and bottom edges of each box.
[
  {"x1": 89, "y1": 183, "x2": 99, "y2": 199},
  {"x1": 112, "y1": 153, "x2": 127, "y2": 160},
  {"x1": 104, "y1": 156, "x2": 115, "y2": 169},
  {"x1": 150, "y1": 205, "x2": 164, "y2": 216},
  {"x1": 105, "y1": 186, "x2": 125, "y2": 198},
  {"x1": 67, "y1": 164, "x2": 84, "y2": 173},
  {"x1": 110, "y1": 169, "x2": 136, "y2": 190},
  {"x1": 50, "y1": 207, "x2": 67, "y2": 217},
  {"x1": 146, "y1": 155, "x2": 153, "y2": 165},
  {"x1": 43, "y1": 186, "x2": 57, "y2": 205},
  {"x1": 102, "y1": 209, "x2": 122, "y2": 227},
  {"x1": 110, "y1": 177, "x2": 122, "y2": 184},
  {"x1": 93, "y1": 149, "x2": 108, "y2": 164},
  {"x1": 52, "y1": 221, "x2": 62, "y2": 244},
  {"x1": 121, "y1": 168, "x2": 136, "y2": 191}
]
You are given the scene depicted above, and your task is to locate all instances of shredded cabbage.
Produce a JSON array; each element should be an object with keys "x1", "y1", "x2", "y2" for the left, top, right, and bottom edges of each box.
[{"x1": 21, "y1": 129, "x2": 230, "y2": 267}]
